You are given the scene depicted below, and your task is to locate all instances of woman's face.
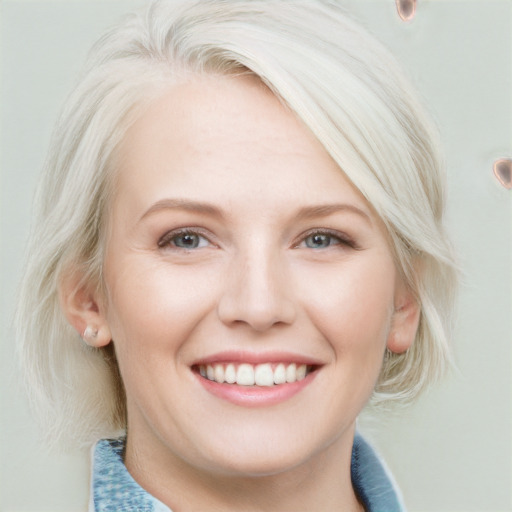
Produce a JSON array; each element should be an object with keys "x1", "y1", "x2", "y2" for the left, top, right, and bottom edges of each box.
[{"x1": 100, "y1": 75, "x2": 415, "y2": 477}]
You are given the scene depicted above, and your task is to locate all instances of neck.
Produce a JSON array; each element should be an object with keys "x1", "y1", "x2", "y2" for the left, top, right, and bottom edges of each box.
[{"x1": 125, "y1": 426, "x2": 364, "y2": 512}]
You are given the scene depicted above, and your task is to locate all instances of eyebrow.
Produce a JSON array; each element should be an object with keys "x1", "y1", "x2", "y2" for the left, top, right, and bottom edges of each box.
[
  {"x1": 140, "y1": 199, "x2": 372, "y2": 225},
  {"x1": 139, "y1": 198, "x2": 224, "y2": 221},
  {"x1": 294, "y1": 203, "x2": 373, "y2": 225}
]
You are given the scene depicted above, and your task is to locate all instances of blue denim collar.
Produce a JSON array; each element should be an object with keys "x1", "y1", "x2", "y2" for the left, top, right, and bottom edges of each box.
[
  {"x1": 90, "y1": 433, "x2": 405, "y2": 512},
  {"x1": 351, "y1": 432, "x2": 406, "y2": 512}
]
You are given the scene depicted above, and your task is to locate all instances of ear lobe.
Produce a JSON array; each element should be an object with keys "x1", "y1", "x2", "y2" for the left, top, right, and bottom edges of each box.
[
  {"x1": 386, "y1": 283, "x2": 421, "y2": 354},
  {"x1": 59, "y1": 268, "x2": 111, "y2": 348}
]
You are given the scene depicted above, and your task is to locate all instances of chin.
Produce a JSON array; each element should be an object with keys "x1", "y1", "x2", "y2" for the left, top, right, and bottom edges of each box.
[
  {"x1": 192, "y1": 425, "x2": 337, "y2": 479},
  {"x1": 203, "y1": 448, "x2": 313, "y2": 478}
]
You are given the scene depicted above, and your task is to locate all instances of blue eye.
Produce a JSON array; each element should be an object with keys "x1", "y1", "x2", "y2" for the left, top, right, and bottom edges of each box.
[
  {"x1": 303, "y1": 233, "x2": 340, "y2": 249},
  {"x1": 173, "y1": 233, "x2": 203, "y2": 248},
  {"x1": 159, "y1": 230, "x2": 210, "y2": 250}
]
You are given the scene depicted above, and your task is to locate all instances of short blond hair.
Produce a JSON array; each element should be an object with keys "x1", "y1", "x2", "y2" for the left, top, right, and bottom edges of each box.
[{"x1": 16, "y1": 0, "x2": 457, "y2": 447}]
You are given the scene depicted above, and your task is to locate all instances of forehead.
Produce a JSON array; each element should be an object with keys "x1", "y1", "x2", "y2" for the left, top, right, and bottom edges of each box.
[{"x1": 112, "y1": 74, "x2": 371, "y2": 220}]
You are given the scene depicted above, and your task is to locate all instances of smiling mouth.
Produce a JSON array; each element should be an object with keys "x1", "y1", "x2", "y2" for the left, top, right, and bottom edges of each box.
[{"x1": 194, "y1": 362, "x2": 318, "y2": 387}]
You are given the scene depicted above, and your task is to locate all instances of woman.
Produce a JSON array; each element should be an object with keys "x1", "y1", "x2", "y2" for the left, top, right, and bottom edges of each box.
[{"x1": 16, "y1": 1, "x2": 457, "y2": 510}]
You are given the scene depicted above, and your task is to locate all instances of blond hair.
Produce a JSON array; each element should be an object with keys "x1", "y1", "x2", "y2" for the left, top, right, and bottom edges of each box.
[{"x1": 16, "y1": 0, "x2": 457, "y2": 447}]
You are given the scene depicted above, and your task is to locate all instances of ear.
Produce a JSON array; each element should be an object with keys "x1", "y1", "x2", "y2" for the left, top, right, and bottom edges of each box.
[
  {"x1": 59, "y1": 267, "x2": 112, "y2": 348},
  {"x1": 386, "y1": 278, "x2": 421, "y2": 354}
]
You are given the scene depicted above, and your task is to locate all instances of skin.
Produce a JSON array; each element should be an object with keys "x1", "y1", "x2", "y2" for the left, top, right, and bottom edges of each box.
[{"x1": 62, "y1": 74, "x2": 419, "y2": 511}]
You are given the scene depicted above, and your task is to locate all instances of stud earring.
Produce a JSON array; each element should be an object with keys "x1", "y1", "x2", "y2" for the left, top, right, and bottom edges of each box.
[{"x1": 82, "y1": 325, "x2": 99, "y2": 343}]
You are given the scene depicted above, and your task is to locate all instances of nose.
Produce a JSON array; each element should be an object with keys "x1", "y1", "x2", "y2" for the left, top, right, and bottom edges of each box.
[{"x1": 217, "y1": 247, "x2": 297, "y2": 332}]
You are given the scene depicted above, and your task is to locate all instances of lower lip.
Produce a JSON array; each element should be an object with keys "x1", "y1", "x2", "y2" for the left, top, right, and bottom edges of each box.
[{"x1": 195, "y1": 371, "x2": 318, "y2": 407}]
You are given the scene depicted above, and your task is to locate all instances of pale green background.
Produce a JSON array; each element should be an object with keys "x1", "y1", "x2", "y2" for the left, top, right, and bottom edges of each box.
[{"x1": 1, "y1": 1, "x2": 511, "y2": 511}]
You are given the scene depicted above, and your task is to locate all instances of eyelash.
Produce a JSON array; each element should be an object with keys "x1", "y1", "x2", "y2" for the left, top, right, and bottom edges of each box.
[
  {"x1": 295, "y1": 229, "x2": 358, "y2": 250},
  {"x1": 157, "y1": 228, "x2": 212, "y2": 250},
  {"x1": 157, "y1": 227, "x2": 358, "y2": 251}
]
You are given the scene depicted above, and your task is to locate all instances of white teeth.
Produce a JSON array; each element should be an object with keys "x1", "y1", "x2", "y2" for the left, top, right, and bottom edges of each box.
[
  {"x1": 199, "y1": 362, "x2": 312, "y2": 386},
  {"x1": 273, "y1": 363, "x2": 286, "y2": 384},
  {"x1": 296, "y1": 364, "x2": 307, "y2": 381},
  {"x1": 224, "y1": 363, "x2": 236, "y2": 384},
  {"x1": 286, "y1": 363, "x2": 297, "y2": 383},
  {"x1": 236, "y1": 364, "x2": 255, "y2": 386},
  {"x1": 254, "y1": 364, "x2": 274, "y2": 387},
  {"x1": 214, "y1": 364, "x2": 225, "y2": 383}
]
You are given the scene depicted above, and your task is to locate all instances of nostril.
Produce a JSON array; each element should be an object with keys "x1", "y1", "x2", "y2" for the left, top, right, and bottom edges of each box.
[{"x1": 217, "y1": 297, "x2": 296, "y2": 331}]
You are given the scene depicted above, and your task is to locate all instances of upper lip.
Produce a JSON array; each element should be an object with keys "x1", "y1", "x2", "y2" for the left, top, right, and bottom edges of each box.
[{"x1": 191, "y1": 350, "x2": 324, "y2": 367}]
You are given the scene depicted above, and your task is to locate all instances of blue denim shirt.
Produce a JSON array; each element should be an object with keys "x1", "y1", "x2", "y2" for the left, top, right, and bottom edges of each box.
[{"x1": 90, "y1": 433, "x2": 405, "y2": 512}]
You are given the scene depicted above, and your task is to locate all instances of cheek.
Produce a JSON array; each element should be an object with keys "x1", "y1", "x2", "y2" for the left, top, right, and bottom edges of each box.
[
  {"x1": 297, "y1": 257, "x2": 396, "y2": 354},
  {"x1": 102, "y1": 258, "x2": 221, "y2": 411},
  {"x1": 103, "y1": 257, "x2": 219, "y2": 358}
]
